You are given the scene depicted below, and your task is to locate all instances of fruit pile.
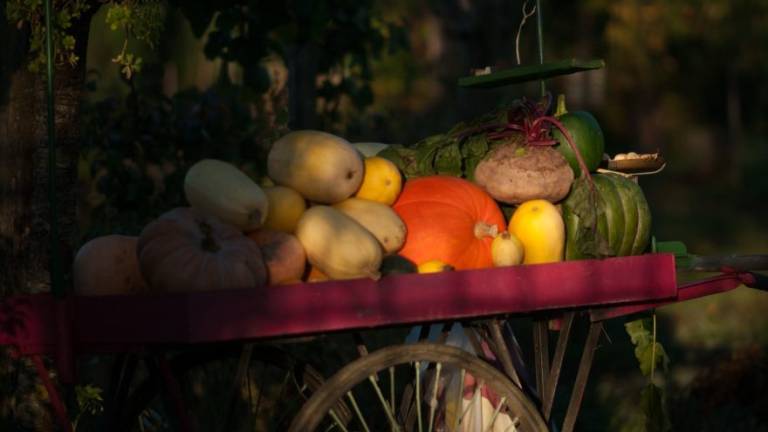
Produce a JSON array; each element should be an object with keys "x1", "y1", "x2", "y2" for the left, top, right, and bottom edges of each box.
[{"x1": 73, "y1": 95, "x2": 653, "y2": 296}]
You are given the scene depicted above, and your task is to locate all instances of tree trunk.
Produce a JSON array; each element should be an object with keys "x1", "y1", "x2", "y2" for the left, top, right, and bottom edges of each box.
[{"x1": 0, "y1": 7, "x2": 93, "y2": 297}]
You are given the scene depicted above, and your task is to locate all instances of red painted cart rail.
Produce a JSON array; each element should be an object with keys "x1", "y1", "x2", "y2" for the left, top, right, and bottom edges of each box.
[{"x1": 3, "y1": 253, "x2": 678, "y2": 356}]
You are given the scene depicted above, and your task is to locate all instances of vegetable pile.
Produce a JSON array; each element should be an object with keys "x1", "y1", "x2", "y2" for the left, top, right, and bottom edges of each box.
[{"x1": 73, "y1": 94, "x2": 655, "y2": 295}]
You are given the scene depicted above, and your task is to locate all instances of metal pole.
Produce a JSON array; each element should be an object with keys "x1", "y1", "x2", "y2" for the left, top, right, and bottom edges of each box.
[
  {"x1": 45, "y1": 0, "x2": 63, "y2": 298},
  {"x1": 536, "y1": 0, "x2": 546, "y2": 96}
]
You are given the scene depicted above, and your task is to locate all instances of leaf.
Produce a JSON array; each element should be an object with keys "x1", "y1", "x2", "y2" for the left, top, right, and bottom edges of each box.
[
  {"x1": 635, "y1": 341, "x2": 669, "y2": 377},
  {"x1": 434, "y1": 140, "x2": 462, "y2": 176},
  {"x1": 563, "y1": 177, "x2": 610, "y2": 258},
  {"x1": 460, "y1": 135, "x2": 488, "y2": 180},
  {"x1": 625, "y1": 318, "x2": 652, "y2": 347},
  {"x1": 378, "y1": 145, "x2": 419, "y2": 178},
  {"x1": 640, "y1": 383, "x2": 672, "y2": 432},
  {"x1": 625, "y1": 318, "x2": 670, "y2": 377}
]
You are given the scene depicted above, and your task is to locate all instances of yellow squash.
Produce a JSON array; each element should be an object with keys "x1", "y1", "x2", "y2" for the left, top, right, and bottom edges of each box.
[
  {"x1": 508, "y1": 199, "x2": 564, "y2": 264},
  {"x1": 354, "y1": 156, "x2": 403, "y2": 205}
]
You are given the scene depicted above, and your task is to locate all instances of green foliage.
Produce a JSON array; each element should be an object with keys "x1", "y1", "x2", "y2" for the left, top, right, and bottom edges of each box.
[
  {"x1": 625, "y1": 318, "x2": 670, "y2": 377},
  {"x1": 105, "y1": 0, "x2": 166, "y2": 79},
  {"x1": 640, "y1": 383, "x2": 672, "y2": 432},
  {"x1": 562, "y1": 177, "x2": 611, "y2": 259},
  {"x1": 172, "y1": 0, "x2": 408, "y2": 126},
  {"x1": 5, "y1": 0, "x2": 166, "y2": 78},
  {"x1": 73, "y1": 384, "x2": 103, "y2": 430},
  {"x1": 378, "y1": 103, "x2": 528, "y2": 179},
  {"x1": 625, "y1": 316, "x2": 672, "y2": 431},
  {"x1": 6, "y1": 0, "x2": 92, "y2": 72},
  {"x1": 79, "y1": 79, "x2": 282, "y2": 240}
]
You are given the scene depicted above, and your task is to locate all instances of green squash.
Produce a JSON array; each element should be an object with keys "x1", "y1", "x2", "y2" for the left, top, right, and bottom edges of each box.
[
  {"x1": 551, "y1": 95, "x2": 605, "y2": 177},
  {"x1": 379, "y1": 254, "x2": 418, "y2": 276},
  {"x1": 563, "y1": 173, "x2": 652, "y2": 260}
]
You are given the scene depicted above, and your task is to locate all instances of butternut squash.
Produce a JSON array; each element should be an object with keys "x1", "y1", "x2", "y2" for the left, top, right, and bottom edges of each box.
[
  {"x1": 295, "y1": 206, "x2": 382, "y2": 280},
  {"x1": 333, "y1": 197, "x2": 406, "y2": 254},
  {"x1": 267, "y1": 131, "x2": 363, "y2": 203},
  {"x1": 184, "y1": 159, "x2": 268, "y2": 231}
]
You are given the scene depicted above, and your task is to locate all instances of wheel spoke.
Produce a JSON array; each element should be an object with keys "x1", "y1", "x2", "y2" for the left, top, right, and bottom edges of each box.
[
  {"x1": 427, "y1": 362, "x2": 442, "y2": 432},
  {"x1": 327, "y1": 408, "x2": 349, "y2": 432},
  {"x1": 415, "y1": 361, "x2": 423, "y2": 432},
  {"x1": 452, "y1": 368, "x2": 466, "y2": 432},
  {"x1": 502, "y1": 416, "x2": 520, "y2": 432},
  {"x1": 390, "y1": 366, "x2": 396, "y2": 413},
  {"x1": 483, "y1": 396, "x2": 507, "y2": 432},
  {"x1": 368, "y1": 374, "x2": 401, "y2": 431},
  {"x1": 345, "y1": 390, "x2": 371, "y2": 432}
]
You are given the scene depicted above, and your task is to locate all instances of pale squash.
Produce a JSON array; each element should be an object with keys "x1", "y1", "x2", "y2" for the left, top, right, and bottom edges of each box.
[
  {"x1": 491, "y1": 232, "x2": 524, "y2": 267},
  {"x1": 138, "y1": 207, "x2": 267, "y2": 292},
  {"x1": 184, "y1": 159, "x2": 268, "y2": 231},
  {"x1": 295, "y1": 206, "x2": 382, "y2": 280},
  {"x1": 74, "y1": 235, "x2": 149, "y2": 296},
  {"x1": 333, "y1": 197, "x2": 406, "y2": 254},
  {"x1": 267, "y1": 131, "x2": 364, "y2": 203}
]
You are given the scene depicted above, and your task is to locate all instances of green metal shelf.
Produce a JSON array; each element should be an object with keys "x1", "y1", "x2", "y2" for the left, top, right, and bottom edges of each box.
[{"x1": 458, "y1": 58, "x2": 605, "y2": 89}]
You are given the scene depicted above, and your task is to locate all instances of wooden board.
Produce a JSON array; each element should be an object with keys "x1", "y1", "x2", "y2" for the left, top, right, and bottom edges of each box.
[{"x1": 1, "y1": 254, "x2": 677, "y2": 354}]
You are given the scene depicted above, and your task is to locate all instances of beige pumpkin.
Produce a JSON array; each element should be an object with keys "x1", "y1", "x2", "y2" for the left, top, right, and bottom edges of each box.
[
  {"x1": 184, "y1": 159, "x2": 268, "y2": 231},
  {"x1": 74, "y1": 235, "x2": 149, "y2": 296},
  {"x1": 333, "y1": 197, "x2": 406, "y2": 254},
  {"x1": 267, "y1": 130, "x2": 364, "y2": 203},
  {"x1": 138, "y1": 207, "x2": 267, "y2": 292},
  {"x1": 295, "y1": 206, "x2": 382, "y2": 280}
]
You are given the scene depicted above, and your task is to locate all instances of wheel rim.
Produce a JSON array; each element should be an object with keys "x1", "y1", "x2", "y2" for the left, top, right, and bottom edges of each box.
[{"x1": 289, "y1": 343, "x2": 548, "y2": 432}]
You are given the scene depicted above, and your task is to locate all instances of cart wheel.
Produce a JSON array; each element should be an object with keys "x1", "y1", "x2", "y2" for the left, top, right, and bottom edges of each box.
[
  {"x1": 289, "y1": 343, "x2": 548, "y2": 432},
  {"x1": 117, "y1": 342, "x2": 328, "y2": 432}
]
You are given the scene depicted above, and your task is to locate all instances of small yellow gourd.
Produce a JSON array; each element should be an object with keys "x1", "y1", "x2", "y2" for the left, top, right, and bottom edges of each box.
[
  {"x1": 295, "y1": 206, "x2": 382, "y2": 280},
  {"x1": 491, "y1": 232, "x2": 525, "y2": 266},
  {"x1": 184, "y1": 159, "x2": 268, "y2": 231},
  {"x1": 508, "y1": 199, "x2": 565, "y2": 264},
  {"x1": 333, "y1": 197, "x2": 406, "y2": 254},
  {"x1": 268, "y1": 130, "x2": 364, "y2": 203},
  {"x1": 417, "y1": 259, "x2": 454, "y2": 274}
]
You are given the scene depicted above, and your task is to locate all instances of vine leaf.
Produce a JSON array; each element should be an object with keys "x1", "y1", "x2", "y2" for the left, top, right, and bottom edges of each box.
[
  {"x1": 625, "y1": 318, "x2": 669, "y2": 377},
  {"x1": 636, "y1": 341, "x2": 669, "y2": 377}
]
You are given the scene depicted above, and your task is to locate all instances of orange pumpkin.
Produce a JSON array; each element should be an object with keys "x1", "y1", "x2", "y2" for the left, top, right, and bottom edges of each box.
[
  {"x1": 138, "y1": 207, "x2": 267, "y2": 292},
  {"x1": 393, "y1": 176, "x2": 506, "y2": 270}
]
